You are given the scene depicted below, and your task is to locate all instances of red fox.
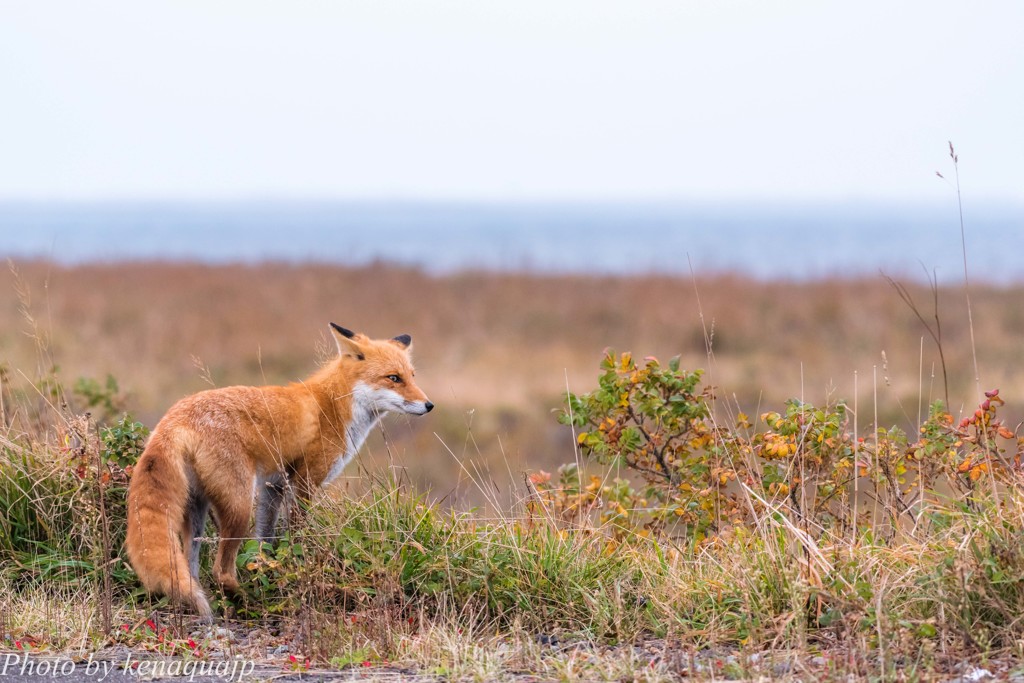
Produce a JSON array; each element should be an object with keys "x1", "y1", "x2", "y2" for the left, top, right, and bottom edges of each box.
[{"x1": 125, "y1": 324, "x2": 433, "y2": 619}]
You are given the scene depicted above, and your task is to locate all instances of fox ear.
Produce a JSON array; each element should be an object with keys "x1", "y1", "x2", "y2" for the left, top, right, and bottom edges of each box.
[
  {"x1": 391, "y1": 334, "x2": 412, "y2": 349},
  {"x1": 330, "y1": 323, "x2": 365, "y2": 360}
]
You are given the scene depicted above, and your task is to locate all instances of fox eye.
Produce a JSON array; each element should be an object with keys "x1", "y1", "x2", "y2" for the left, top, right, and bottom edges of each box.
[{"x1": 386, "y1": 374, "x2": 402, "y2": 383}]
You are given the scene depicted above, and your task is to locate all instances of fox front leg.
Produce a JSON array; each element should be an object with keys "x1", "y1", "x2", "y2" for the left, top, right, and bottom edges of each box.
[{"x1": 255, "y1": 471, "x2": 288, "y2": 542}]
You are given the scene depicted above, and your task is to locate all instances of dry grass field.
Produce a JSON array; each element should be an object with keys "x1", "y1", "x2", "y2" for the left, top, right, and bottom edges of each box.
[
  {"x1": 5, "y1": 259, "x2": 1024, "y2": 680},
  {"x1": 2, "y1": 260, "x2": 1021, "y2": 507}
]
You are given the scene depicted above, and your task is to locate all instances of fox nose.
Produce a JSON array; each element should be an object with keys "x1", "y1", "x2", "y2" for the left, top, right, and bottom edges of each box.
[{"x1": 424, "y1": 401, "x2": 434, "y2": 413}]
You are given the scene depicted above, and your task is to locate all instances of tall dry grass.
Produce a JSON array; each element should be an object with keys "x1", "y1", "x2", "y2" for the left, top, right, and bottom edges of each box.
[{"x1": 2, "y1": 260, "x2": 1021, "y2": 505}]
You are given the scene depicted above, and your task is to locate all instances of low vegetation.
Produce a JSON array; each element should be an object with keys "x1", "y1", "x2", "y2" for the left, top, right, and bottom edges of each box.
[
  {"x1": 3, "y1": 261, "x2": 1024, "y2": 680},
  {"x1": 0, "y1": 350, "x2": 1023, "y2": 679}
]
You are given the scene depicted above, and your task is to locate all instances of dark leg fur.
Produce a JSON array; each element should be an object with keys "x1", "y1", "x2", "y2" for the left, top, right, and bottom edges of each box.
[
  {"x1": 255, "y1": 471, "x2": 288, "y2": 542},
  {"x1": 185, "y1": 491, "x2": 210, "y2": 579}
]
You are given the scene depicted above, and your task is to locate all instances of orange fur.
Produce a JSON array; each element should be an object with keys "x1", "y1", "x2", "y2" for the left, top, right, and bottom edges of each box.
[{"x1": 125, "y1": 325, "x2": 432, "y2": 618}]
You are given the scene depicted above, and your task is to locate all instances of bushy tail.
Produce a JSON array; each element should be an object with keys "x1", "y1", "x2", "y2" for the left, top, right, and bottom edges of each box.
[{"x1": 125, "y1": 432, "x2": 211, "y2": 619}]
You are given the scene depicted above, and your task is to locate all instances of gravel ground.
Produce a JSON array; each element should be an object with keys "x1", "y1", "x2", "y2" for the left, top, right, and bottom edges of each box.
[{"x1": 3, "y1": 636, "x2": 1023, "y2": 682}]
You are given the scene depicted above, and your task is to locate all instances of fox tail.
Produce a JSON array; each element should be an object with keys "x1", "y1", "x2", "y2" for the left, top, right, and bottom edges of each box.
[{"x1": 125, "y1": 432, "x2": 211, "y2": 620}]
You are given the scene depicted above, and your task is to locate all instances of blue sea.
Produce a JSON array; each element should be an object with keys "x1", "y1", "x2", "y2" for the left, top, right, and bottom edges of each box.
[{"x1": 1, "y1": 201, "x2": 1022, "y2": 283}]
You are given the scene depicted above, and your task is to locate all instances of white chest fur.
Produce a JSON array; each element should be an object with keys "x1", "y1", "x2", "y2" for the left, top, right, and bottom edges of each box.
[{"x1": 320, "y1": 382, "x2": 391, "y2": 486}]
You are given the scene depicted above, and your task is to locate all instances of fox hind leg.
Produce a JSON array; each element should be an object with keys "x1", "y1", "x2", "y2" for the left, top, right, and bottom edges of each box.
[{"x1": 210, "y1": 494, "x2": 252, "y2": 595}]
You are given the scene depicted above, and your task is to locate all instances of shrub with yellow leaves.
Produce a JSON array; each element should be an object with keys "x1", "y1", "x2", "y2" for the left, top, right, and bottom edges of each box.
[
  {"x1": 558, "y1": 350, "x2": 746, "y2": 540},
  {"x1": 551, "y1": 351, "x2": 1022, "y2": 543},
  {"x1": 754, "y1": 399, "x2": 856, "y2": 529}
]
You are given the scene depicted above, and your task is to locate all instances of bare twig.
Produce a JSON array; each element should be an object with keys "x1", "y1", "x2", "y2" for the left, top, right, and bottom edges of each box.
[{"x1": 883, "y1": 269, "x2": 949, "y2": 409}]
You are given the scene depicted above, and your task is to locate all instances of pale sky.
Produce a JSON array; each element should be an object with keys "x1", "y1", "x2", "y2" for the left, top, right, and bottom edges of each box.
[{"x1": 1, "y1": 1, "x2": 1022, "y2": 203}]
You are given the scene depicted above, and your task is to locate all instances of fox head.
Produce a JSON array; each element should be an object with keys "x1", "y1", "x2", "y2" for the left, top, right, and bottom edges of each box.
[{"x1": 329, "y1": 323, "x2": 434, "y2": 416}]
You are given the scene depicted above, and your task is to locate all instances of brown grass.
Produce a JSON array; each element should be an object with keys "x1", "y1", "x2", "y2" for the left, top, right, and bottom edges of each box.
[{"x1": 2, "y1": 260, "x2": 1021, "y2": 506}]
